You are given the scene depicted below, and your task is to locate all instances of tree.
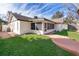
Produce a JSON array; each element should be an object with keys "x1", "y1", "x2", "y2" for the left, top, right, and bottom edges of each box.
[
  {"x1": 77, "y1": 9, "x2": 79, "y2": 15},
  {"x1": 0, "y1": 18, "x2": 2, "y2": 25},
  {"x1": 63, "y1": 11, "x2": 78, "y2": 31},
  {"x1": 64, "y1": 16, "x2": 77, "y2": 24},
  {"x1": 52, "y1": 11, "x2": 63, "y2": 19},
  {"x1": 64, "y1": 17, "x2": 74, "y2": 24},
  {"x1": 0, "y1": 18, "x2": 2, "y2": 31},
  {"x1": 63, "y1": 10, "x2": 77, "y2": 24}
]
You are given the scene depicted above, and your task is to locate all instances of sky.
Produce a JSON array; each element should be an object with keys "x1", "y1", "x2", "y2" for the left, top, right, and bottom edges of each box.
[{"x1": 0, "y1": 3, "x2": 78, "y2": 19}]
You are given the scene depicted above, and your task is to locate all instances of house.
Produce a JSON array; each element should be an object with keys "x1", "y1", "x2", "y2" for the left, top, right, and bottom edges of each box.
[
  {"x1": 51, "y1": 18, "x2": 68, "y2": 32},
  {"x1": 0, "y1": 19, "x2": 8, "y2": 32},
  {"x1": 2, "y1": 20, "x2": 8, "y2": 32},
  {"x1": 7, "y1": 11, "x2": 68, "y2": 35}
]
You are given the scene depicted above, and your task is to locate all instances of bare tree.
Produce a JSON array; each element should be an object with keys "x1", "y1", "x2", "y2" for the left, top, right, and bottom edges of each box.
[
  {"x1": 64, "y1": 11, "x2": 76, "y2": 24},
  {"x1": 52, "y1": 11, "x2": 63, "y2": 19}
]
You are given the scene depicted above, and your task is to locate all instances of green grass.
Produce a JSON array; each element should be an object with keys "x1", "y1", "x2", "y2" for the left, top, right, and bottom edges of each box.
[
  {"x1": 55, "y1": 30, "x2": 79, "y2": 41},
  {"x1": 0, "y1": 34, "x2": 72, "y2": 56}
]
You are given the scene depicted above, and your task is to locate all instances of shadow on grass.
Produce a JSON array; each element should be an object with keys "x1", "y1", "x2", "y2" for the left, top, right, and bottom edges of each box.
[
  {"x1": 55, "y1": 30, "x2": 68, "y2": 36},
  {"x1": 54, "y1": 29, "x2": 77, "y2": 36},
  {"x1": 68, "y1": 24, "x2": 77, "y2": 32},
  {"x1": 0, "y1": 34, "x2": 73, "y2": 56}
]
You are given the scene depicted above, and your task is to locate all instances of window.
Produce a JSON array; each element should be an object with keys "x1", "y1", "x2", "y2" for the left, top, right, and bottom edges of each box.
[
  {"x1": 51, "y1": 24, "x2": 54, "y2": 29},
  {"x1": 31, "y1": 23, "x2": 35, "y2": 30},
  {"x1": 46, "y1": 23, "x2": 54, "y2": 30},
  {"x1": 44, "y1": 23, "x2": 46, "y2": 28},
  {"x1": 47, "y1": 23, "x2": 50, "y2": 29},
  {"x1": 36, "y1": 22, "x2": 42, "y2": 30}
]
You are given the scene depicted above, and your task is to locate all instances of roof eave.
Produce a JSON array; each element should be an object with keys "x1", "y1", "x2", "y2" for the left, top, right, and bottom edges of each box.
[{"x1": 18, "y1": 19, "x2": 32, "y2": 22}]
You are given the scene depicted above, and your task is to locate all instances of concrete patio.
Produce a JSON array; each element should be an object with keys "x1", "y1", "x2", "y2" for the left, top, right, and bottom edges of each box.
[
  {"x1": 0, "y1": 32, "x2": 16, "y2": 38},
  {"x1": 46, "y1": 35, "x2": 70, "y2": 39}
]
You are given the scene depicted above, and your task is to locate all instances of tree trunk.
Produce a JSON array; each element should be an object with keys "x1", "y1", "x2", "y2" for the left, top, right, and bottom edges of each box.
[{"x1": 0, "y1": 25, "x2": 2, "y2": 31}]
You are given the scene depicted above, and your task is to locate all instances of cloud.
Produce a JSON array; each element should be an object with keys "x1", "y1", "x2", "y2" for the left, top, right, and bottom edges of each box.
[
  {"x1": 0, "y1": 3, "x2": 78, "y2": 19},
  {"x1": 73, "y1": 3, "x2": 79, "y2": 9},
  {"x1": 0, "y1": 4, "x2": 15, "y2": 14}
]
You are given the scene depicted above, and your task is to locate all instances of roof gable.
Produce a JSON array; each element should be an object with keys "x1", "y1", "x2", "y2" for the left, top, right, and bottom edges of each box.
[{"x1": 12, "y1": 13, "x2": 32, "y2": 22}]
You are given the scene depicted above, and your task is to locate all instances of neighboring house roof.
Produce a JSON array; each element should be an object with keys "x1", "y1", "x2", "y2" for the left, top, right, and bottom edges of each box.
[{"x1": 51, "y1": 18, "x2": 64, "y2": 24}]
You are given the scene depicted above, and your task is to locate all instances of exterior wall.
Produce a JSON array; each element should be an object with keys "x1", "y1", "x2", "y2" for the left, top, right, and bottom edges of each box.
[
  {"x1": 2, "y1": 24, "x2": 8, "y2": 32},
  {"x1": 76, "y1": 23, "x2": 79, "y2": 32},
  {"x1": 20, "y1": 21, "x2": 31, "y2": 34},
  {"x1": 55, "y1": 24, "x2": 68, "y2": 31},
  {"x1": 77, "y1": 23, "x2": 79, "y2": 26},
  {"x1": 8, "y1": 16, "x2": 20, "y2": 34},
  {"x1": 9, "y1": 19, "x2": 31, "y2": 35},
  {"x1": 13, "y1": 21, "x2": 20, "y2": 34}
]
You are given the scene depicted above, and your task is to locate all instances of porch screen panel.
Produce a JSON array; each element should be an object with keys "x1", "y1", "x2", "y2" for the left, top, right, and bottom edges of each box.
[
  {"x1": 47, "y1": 23, "x2": 54, "y2": 29},
  {"x1": 36, "y1": 22, "x2": 42, "y2": 30},
  {"x1": 51, "y1": 24, "x2": 54, "y2": 29}
]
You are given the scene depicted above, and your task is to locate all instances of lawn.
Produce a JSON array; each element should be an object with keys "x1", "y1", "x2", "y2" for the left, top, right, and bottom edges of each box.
[
  {"x1": 0, "y1": 34, "x2": 72, "y2": 56},
  {"x1": 55, "y1": 30, "x2": 79, "y2": 41}
]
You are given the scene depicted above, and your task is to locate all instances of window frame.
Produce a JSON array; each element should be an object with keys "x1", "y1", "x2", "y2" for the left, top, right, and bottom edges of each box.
[{"x1": 31, "y1": 23, "x2": 35, "y2": 30}]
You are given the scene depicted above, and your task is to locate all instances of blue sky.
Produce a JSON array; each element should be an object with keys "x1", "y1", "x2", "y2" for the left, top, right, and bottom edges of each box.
[{"x1": 0, "y1": 3, "x2": 78, "y2": 19}]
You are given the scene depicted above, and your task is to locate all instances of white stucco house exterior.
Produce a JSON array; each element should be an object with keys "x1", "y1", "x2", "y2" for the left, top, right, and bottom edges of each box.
[
  {"x1": 7, "y1": 11, "x2": 68, "y2": 35},
  {"x1": 52, "y1": 18, "x2": 68, "y2": 32}
]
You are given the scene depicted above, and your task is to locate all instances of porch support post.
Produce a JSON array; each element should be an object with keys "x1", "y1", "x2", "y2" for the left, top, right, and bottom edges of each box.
[
  {"x1": 35, "y1": 22, "x2": 36, "y2": 30},
  {"x1": 42, "y1": 22, "x2": 44, "y2": 34}
]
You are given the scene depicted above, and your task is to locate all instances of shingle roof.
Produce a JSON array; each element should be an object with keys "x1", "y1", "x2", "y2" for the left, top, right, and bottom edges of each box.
[
  {"x1": 11, "y1": 12, "x2": 54, "y2": 23},
  {"x1": 12, "y1": 13, "x2": 32, "y2": 22}
]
